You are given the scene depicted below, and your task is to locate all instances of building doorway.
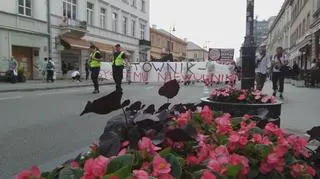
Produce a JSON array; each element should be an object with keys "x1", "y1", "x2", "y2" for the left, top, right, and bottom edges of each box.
[{"x1": 12, "y1": 46, "x2": 34, "y2": 79}]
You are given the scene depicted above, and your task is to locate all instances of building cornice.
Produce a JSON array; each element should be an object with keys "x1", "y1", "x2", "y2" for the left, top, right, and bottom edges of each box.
[
  {"x1": 0, "y1": 25, "x2": 49, "y2": 37},
  {"x1": 268, "y1": 0, "x2": 291, "y2": 32},
  {"x1": 0, "y1": 10, "x2": 47, "y2": 24},
  {"x1": 150, "y1": 28, "x2": 187, "y2": 45}
]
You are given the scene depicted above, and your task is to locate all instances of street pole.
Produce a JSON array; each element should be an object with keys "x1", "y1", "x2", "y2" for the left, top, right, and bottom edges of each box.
[
  {"x1": 47, "y1": 0, "x2": 52, "y2": 59},
  {"x1": 241, "y1": 0, "x2": 256, "y2": 89}
]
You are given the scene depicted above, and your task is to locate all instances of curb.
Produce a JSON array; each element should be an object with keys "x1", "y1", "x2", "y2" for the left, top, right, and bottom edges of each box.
[{"x1": 0, "y1": 83, "x2": 114, "y2": 93}]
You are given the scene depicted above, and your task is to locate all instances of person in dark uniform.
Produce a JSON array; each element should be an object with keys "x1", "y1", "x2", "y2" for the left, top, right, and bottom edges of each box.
[
  {"x1": 89, "y1": 45, "x2": 102, "y2": 94},
  {"x1": 112, "y1": 44, "x2": 126, "y2": 91}
]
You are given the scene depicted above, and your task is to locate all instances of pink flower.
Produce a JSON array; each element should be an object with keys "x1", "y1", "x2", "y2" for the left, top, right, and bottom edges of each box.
[
  {"x1": 81, "y1": 156, "x2": 109, "y2": 179},
  {"x1": 286, "y1": 135, "x2": 309, "y2": 157},
  {"x1": 306, "y1": 166, "x2": 316, "y2": 176},
  {"x1": 261, "y1": 136, "x2": 272, "y2": 145},
  {"x1": 255, "y1": 95, "x2": 261, "y2": 100},
  {"x1": 229, "y1": 133, "x2": 240, "y2": 143},
  {"x1": 215, "y1": 115, "x2": 233, "y2": 135},
  {"x1": 70, "y1": 161, "x2": 80, "y2": 168},
  {"x1": 208, "y1": 160, "x2": 224, "y2": 174},
  {"x1": 228, "y1": 154, "x2": 249, "y2": 175},
  {"x1": 260, "y1": 161, "x2": 273, "y2": 174},
  {"x1": 215, "y1": 145, "x2": 229, "y2": 156},
  {"x1": 152, "y1": 155, "x2": 171, "y2": 177},
  {"x1": 14, "y1": 166, "x2": 41, "y2": 179},
  {"x1": 186, "y1": 155, "x2": 199, "y2": 165},
  {"x1": 201, "y1": 106, "x2": 214, "y2": 125},
  {"x1": 239, "y1": 135, "x2": 248, "y2": 146},
  {"x1": 267, "y1": 153, "x2": 279, "y2": 164},
  {"x1": 238, "y1": 94, "x2": 246, "y2": 101},
  {"x1": 176, "y1": 111, "x2": 190, "y2": 127},
  {"x1": 117, "y1": 148, "x2": 127, "y2": 156},
  {"x1": 243, "y1": 114, "x2": 251, "y2": 121},
  {"x1": 133, "y1": 170, "x2": 149, "y2": 179},
  {"x1": 122, "y1": 141, "x2": 130, "y2": 147},
  {"x1": 251, "y1": 134, "x2": 262, "y2": 143},
  {"x1": 201, "y1": 170, "x2": 216, "y2": 179},
  {"x1": 141, "y1": 162, "x2": 150, "y2": 170},
  {"x1": 291, "y1": 164, "x2": 305, "y2": 177},
  {"x1": 138, "y1": 137, "x2": 161, "y2": 154},
  {"x1": 261, "y1": 96, "x2": 270, "y2": 103},
  {"x1": 158, "y1": 173, "x2": 174, "y2": 179},
  {"x1": 270, "y1": 96, "x2": 276, "y2": 103}
]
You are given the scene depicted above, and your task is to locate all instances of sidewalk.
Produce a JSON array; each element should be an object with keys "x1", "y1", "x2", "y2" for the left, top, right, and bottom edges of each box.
[
  {"x1": 0, "y1": 80, "x2": 113, "y2": 93},
  {"x1": 262, "y1": 80, "x2": 320, "y2": 134}
]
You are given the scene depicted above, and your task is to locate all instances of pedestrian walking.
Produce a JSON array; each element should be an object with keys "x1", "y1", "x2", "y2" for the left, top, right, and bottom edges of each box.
[
  {"x1": 89, "y1": 45, "x2": 102, "y2": 94},
  {"x1": 41, "y1": 58, "x2": 48, "y2": 82},
  {"x1": 112, "y1": 44, "x2": 126, "y2": 91},
  {"x1": 206, "y1": 61, "x2": 215, "y2": 86},
  {"x1": 271, "y1": 47, "x2": 288, "y2": 99},
  {"x1": 62, "y1": 61, "x2": 68, "y2": 79},
  {"x1": 46, "y1": 58, "x2": 55, "y2": 83},
  {"x1": 255, "y1": 45, "x2": 269, "y2": 91},
  {"x1": 85, "y1": 59, "x2": 90, "y2": 80},
  {"x1": 8, "y1": 56, "x2": 17, "y2": 84}
]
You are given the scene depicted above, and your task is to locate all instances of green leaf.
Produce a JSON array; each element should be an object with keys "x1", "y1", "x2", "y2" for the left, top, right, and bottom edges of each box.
[
  {"x1": 227, "y1": 165, "x2": 242, "y2": 177},
  {"x1": 250, "y1": 127, "x2": 264, "y2": 135},
  {"x1": 104, "y1": 166, "x2": 131, "y2": 179},
  {"x1": 231, "y1": 117, "x2": 243, "y2": 130},
  {"x1": 58, "y1": 167, "x2": 83, "y2": 179},
  {"x1": 106, "y1": 154, "x2": 134, "y2": 174},
  {"x1": 185, "y1": 165, "x2": 206, "y2": 173},
  {"x1": 218, "y1": 135, "x2": 229, "y2": 145},
  {"x1": 254, "y1": 144, "x2": 272, "y2": 160},
  {"x1": 192, "y1": 170, "x2": 203, "y2": 179},
  {"x1": 166, "y1": 154, "x2": 182, "y2": 178},
  {"x1": 247, "y1": 167, "x2": 260, "y2": 179},
  {"x1": 159, "y1": 147, "x2": 172, "y2": 157}
]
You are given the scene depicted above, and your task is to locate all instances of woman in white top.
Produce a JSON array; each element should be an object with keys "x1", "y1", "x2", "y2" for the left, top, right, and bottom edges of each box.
[{"x1": 271, "y1": 47, "x2": 288, "y2": 99}]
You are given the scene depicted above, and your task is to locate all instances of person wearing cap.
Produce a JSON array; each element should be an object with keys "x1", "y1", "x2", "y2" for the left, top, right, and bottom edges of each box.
[
  {"x1": 89, "y1": 45, "x2": 102, "y2": 94},
  {"x1": 112, "y1": 44, "x2": 126, "y2": 91}
]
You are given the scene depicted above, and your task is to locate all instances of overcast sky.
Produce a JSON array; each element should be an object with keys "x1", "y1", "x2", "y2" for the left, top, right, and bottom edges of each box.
[{"x1": 150, "y1": 0, "x2": 284, "y2": 58}]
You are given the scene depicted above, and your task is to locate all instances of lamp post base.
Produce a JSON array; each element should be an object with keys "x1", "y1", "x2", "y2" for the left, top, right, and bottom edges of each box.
[{"x1": 241, "y1": 45, "x2": 256, "y2": 90}]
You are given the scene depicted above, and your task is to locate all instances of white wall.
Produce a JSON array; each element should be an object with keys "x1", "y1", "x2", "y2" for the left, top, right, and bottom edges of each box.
[{"x1": 0, "y1": 0, "x2": 47, "y2": 21}]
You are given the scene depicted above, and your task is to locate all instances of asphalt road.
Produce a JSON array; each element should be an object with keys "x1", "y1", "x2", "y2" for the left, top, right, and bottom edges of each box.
[
  {"x1": 0, "y1": 84, "x2": 207, "y2": 178},
  {"x1": 0, "y1": 82, "x2": 319, "y2": 178}
]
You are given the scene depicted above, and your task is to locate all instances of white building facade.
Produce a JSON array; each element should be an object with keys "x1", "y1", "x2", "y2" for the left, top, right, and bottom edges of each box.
[
  {"x1": 186, "y1": 42, "x2": 208, "y2": 62},
  {"x1": 50, "y1": 0, "x2": 150, "y2": 78},
  {"x1": 266, "y1": 0, "x2": 292, "y2": 58},
  {"x1": 0, "y1": 0, "x2": 49, "y2": 79}
]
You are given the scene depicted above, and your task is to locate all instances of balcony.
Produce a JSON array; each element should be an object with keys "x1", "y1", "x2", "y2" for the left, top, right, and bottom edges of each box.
[{"x1": 58, "y1": 18, "x2": 88, "y2": 38}]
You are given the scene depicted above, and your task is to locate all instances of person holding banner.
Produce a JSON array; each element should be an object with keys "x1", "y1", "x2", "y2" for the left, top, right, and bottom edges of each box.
[{"x1": 112, "y1": 44, "x2": 126, "y2": 91}]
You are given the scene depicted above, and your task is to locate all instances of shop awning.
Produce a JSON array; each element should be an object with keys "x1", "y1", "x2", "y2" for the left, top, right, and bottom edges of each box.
[
  {"x1": 93, "y1": 42, "x2": 114, "y2": 53},
  {"x1": 60, "y1": 37, "x2": 90, "y2": 49}
]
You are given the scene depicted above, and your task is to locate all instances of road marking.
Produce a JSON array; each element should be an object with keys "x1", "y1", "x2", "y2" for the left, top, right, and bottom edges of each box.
[
  {"x1": 36, "y1": 89, "x2": 84, "y2": 96},
  {"x1": 0, "y1": 96, "x2": 22, "y2": 101}
]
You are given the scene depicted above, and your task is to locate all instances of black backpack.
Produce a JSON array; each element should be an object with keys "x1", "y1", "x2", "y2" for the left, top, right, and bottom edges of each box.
[{"x1": 47, "y1": 61, "x2": 54, "y2": 69}]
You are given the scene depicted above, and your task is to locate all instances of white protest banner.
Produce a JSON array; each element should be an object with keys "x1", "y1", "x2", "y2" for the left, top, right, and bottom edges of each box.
[{"x1": 99, "y1": 62, "x2": 237, "y2": 83}]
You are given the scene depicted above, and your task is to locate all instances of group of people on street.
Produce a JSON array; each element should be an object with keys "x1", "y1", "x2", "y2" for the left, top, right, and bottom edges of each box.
[
  {"x1": 88, "y1": 43, "x2": 126, "y2": 94},
  {"x1": 255, "y1": 46, "x2": 297, "y2": 99}
]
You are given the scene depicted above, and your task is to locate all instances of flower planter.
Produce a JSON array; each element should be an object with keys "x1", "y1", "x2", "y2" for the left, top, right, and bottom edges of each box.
[{"x1": 200, "y1": 98, "x2": 282, "y2": 126}]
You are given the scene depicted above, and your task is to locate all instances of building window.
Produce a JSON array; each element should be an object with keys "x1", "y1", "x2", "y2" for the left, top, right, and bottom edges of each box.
[
  {"x1": 18, "y1": 0, "x2": 32, "y2": 16},
  {"x1": 194, "y1": 53, "x2": 197, "y2": 58},
  {"x1": 131, "y1": 20, "x2": 136, "y2": 37},
  {"x1": 141, "y1": 0, "x2": 145, "y2": 12},
  {"x1": 87, "y1": 2, "x2": 94, "y2": 25},
  {"x1": 122, "y1": 16, "x2": 128, "y2": 35},
  {"x1": 112, "y1": 12, "x2": 118, "y2": 32},
  {"x1": 140, "y1": 23, "x2": 146, "y2": 39},
  {"x1": 131, "y1": 0, "x2": 137, "y2": 7},
  {"x1": 63, "y1": 0, "x2": 77, "y2": 20},
  {"x1": 100, "y1": 8, "x2": 106, "y2": 28}
]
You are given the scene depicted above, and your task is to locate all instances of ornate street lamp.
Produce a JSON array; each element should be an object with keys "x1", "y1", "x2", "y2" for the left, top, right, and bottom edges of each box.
[{"x1": 241, "y1": 0, "x2": 256, "y2": 89}]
